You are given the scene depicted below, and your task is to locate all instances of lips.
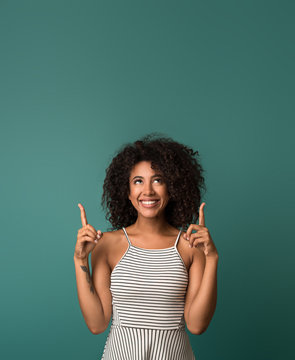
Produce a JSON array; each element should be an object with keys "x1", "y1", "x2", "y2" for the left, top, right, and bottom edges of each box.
[
  {"x1": 139, "y1": 200, "x2": 160, "y2": 208},
  {"x1": 139, "y1": 199, "x2": 159, "y2": 202}
]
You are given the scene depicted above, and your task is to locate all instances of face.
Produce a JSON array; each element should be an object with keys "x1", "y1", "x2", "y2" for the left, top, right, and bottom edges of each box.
[{"x1": 128, "y1": 161, "x2": 170, "y2": 218}]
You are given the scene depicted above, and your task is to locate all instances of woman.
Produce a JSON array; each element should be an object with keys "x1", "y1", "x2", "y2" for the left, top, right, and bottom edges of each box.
[{"x1": 74, "y1": 134, "x2": 219, "y2": 359}]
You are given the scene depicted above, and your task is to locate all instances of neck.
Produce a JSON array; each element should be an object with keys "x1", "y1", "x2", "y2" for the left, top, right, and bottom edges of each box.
[{"x1": 130, "y1": 214, "x2": 173, "y2": 235}]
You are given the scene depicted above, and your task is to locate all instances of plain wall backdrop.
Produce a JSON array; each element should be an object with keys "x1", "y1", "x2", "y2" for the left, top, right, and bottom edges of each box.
[{"x1": 1, "y1": 0, "x2": 294, "y2": 359}]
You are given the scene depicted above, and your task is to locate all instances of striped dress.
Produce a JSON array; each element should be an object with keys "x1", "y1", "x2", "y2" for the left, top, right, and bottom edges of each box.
[{"x1": 100, "y1": 227, "x2": 196, "y2": 360}]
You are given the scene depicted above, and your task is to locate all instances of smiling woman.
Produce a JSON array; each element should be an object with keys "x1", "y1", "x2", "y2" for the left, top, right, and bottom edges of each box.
[
  {"x1": 101, "y1": 133, "x2": 207, "y2": 230},
  {"x1": 74, "y1": 133, "x2": 219, "y2": 360},
  {"x1": 128, "y1": 161, "x2": 170, "y2": 219}
]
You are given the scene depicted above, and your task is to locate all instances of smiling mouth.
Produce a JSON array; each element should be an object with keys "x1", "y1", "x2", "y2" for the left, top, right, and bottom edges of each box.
[{"x1": 139, "y1": 200, "x2": 160, "y2": 208}]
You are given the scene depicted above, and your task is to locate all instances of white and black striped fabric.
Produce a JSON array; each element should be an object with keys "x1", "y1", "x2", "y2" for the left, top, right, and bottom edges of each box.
[{"x1": 100, "y1": 227, "x2": 196, "y2": 360}]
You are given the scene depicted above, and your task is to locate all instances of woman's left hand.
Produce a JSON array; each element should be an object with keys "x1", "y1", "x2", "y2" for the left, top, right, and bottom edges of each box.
[{"x1": 183, "y1": 202, "x2": 218, "y2": 259}]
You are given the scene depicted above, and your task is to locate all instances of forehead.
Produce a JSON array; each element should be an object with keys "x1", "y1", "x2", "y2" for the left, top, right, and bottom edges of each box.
[{"x1": 129, "y1": 161, "x2": 161, "y2": 176}]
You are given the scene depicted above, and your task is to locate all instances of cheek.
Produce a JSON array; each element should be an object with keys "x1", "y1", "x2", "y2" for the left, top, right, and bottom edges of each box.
[{"x1": 129, "y1": 187, "x2": 139, "y2": 199}]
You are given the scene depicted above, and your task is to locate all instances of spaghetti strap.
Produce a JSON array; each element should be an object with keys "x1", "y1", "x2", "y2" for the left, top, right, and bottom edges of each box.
[
  {"x1": 122, "y1": 227, "x2": 131, "y2": 246},
  {"x1": 123, "y1": 227, "x2": 182, "y2": 248},
  {"x1": 174, "y1": 229, "x2": 182, "y2": 248}
]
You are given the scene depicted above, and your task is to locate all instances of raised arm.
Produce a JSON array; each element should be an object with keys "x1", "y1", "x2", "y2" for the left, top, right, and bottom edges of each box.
[{"x1": 73, "y1": 203, "x2": 112, "y2": 334}]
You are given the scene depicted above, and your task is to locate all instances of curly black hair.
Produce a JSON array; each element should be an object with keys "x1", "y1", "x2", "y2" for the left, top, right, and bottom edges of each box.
[{"x1": 101, "y1": 133, "x2": 207, "y2": 231}]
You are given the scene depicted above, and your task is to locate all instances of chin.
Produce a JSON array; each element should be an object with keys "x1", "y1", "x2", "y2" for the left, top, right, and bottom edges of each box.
[{"x1": 140, "y1": 209, "x2": 165, "y2": 218}]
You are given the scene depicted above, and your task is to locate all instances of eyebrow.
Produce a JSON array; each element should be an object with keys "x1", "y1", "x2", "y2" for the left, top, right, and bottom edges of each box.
[{"x1": 131, "y1": 174, "x2": 163, "y2": 181}]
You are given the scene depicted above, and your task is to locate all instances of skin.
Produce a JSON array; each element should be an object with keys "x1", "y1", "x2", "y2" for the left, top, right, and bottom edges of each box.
[{"x1": 126, "y1": 160, "x2": 180, "y2": 245}]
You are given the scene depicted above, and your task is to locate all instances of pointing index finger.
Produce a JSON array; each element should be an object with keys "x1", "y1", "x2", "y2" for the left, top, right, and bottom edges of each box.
[
  {"x1": 78, "y1": 203, "x2": 88, "y2": 227},
  {"x1": 198, "y1": 202, "x2": 206, "y2": 226}
]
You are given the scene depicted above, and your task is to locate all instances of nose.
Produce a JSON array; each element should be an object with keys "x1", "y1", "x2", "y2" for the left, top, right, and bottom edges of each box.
[{"x1": 143, "y1": 181, "x2": 155, "y2": 195}]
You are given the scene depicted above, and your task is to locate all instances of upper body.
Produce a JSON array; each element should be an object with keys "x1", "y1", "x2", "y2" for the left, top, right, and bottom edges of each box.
[
  {"x1": 90, "y1": 217, "x2": 206, "y2": 334},
  {"x1": 75, "y1": 134, "x2": 218, "y2": 335}
]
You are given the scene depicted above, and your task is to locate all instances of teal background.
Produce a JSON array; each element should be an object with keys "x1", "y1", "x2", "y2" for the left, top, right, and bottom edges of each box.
[{"x1": 1, "y1": 0, "x2": 294, "y2": 359}]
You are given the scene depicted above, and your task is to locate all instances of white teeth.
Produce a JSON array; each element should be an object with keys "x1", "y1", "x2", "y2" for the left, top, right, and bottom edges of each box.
[{"x1": 141, "y1": 201, "x2": 158, "y2": 204}]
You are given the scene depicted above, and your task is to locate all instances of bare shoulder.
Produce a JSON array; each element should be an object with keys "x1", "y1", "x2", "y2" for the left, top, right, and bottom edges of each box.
[
  {"x1": 91, "y1": 228, "x2": 127, "y2": 272},
  {"x1": 177, "y1": 230, "x2": 206, "y2": 272}
]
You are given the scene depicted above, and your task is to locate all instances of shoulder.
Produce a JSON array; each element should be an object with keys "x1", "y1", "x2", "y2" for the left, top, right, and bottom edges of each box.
[
  {"x1": 178, "y1": 230, "x2": 206, "y2": 270},
  {"x1": 92, "y1": 228, "x2": 124, "y2": 253},
  {"x1": 91, "y1": 228, "x2": 125, "y2": 267},
  {"x1": 100, "y1": 228, "x2": 123, "y2": 244}
]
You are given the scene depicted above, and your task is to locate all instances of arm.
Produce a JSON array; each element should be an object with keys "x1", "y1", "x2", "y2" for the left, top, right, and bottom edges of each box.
[
  {"x1": 73, "y1": 236, "x2": 112, "y2": 334},
  {"x1": 184, "y1": 250, "x2": 219, "y2": 334}
]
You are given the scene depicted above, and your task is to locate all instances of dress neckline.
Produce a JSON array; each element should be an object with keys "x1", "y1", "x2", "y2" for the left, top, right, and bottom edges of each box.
[
  {"x1": 122, "y1": 227, "x2": 182, "y2": 251},
  {"x1": 130, "y1": 244, "x2": 175, "y2": 251}
]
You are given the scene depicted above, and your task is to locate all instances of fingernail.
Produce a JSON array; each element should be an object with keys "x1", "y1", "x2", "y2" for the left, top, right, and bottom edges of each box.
[
  {"x1": 95, "y1": 239, "x2": 98, "y2": 243},
  {"x1": 189, "y1": 244, "x2": 192, "y2": 248}
]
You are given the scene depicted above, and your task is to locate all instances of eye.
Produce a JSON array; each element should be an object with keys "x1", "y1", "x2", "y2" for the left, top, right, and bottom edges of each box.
[{"x1": 133, "y1": 178, "x2": 162, "y2": 184}]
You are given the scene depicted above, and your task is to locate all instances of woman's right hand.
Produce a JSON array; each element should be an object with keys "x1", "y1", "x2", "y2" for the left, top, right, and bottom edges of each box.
[{"x1": 74, "y1": 203, "x2": 103, "y2": 260}]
